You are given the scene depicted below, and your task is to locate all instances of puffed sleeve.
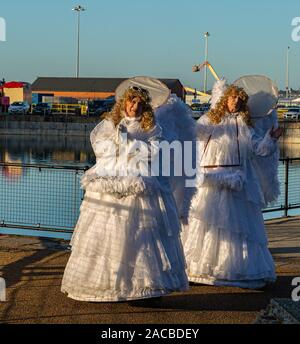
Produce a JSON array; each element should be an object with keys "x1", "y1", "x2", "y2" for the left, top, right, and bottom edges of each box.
[
  {"x1": 90, "y1": 119, "x2": 117, "y2": 158},
  {"x1": 248, "y1": 127, "x2": 277, "y2": 157},
  {"x1": 195, "y1": 114, "x2": 214, "y2": 141}
]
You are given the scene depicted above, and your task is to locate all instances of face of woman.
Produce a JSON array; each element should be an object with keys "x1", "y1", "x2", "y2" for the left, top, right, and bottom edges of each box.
[
  {"x1": 227, "y1": 94, "x2": 243, "y2": 113},
  {"x1": 125, "y1": 97, "x2": 143, "y2": 117}
]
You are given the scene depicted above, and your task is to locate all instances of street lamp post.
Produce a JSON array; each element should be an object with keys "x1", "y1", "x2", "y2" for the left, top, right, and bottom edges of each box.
[
  {"x1": 286, "y1": 46, "x2": 290, "y2": 99},
  {"x1": 204, "y1": 32, "x2": 210, "y2": 93},
  {"x1": 72, "y1": 5, "x2": 86, "y2": 78}
]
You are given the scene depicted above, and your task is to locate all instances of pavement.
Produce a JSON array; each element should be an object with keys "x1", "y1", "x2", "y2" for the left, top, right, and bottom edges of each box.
[{"x1": 0, "y1": 216, "x2": 300, "y2": 324}]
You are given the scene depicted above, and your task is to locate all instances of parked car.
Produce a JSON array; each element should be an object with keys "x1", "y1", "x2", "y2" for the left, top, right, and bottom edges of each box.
[
  {"x1": 8, "y1": 101, "x2": 30, "y2": 115},
  {"x1": 283, "y1": 107, "x2": 300, "y2": 120},
  {"x1": 87, "y1": 98, "x2": 115, "y2": 116},
  {"x1": 190, "y1": 103, "x2": 210, "y2": 119},
  {"x1": 32, "y1": 102, "x2": 51, "y2": 115},
  {"x1": 94, "y1": 100, "x2": 115, "y2": 116}
]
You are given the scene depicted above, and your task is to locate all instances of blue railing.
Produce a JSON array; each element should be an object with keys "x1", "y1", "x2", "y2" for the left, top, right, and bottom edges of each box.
[
  {"x1": 0, "y1": 163, "x2": 87, "y2": 234},
  {"x1": 262, "y1": 157, "x2": 300, "y2": 216},
  {"x1": 0, "y1": 158, "x2": 299, "y2": 237}
]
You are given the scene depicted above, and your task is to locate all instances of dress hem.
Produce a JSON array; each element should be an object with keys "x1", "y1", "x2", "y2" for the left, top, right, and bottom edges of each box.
[
  {"x1": 188, "y1": 275, "x2": 276, "y2": 289},
  {"x1": 61, "y1": 286, "x2": 188, "y2": 302}
]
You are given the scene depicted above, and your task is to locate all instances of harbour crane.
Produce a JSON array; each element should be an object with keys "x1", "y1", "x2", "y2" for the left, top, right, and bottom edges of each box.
[{"x1": 185, "y1": 61, "x2": 220, "y2": 96}]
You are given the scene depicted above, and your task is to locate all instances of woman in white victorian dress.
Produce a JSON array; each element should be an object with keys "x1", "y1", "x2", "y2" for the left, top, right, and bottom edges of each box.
[
  {"x1": 181, "y1": 78, "x2": 283, "y2": 289},
  {"x1": 61, "y1": 77, "x2": 189, "y2": 302}
]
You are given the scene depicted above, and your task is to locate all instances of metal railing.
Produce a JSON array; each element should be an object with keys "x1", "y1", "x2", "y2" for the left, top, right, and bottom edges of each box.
[
  {"x1": 0, "y1": 158, "x2": 299, "y2": 237},
  {"x1": 262, "y1": 157, "x2": 300, "y2": 216},
  {"x1": 0, "y1": 163, "x2": 87, "y2": 234}
]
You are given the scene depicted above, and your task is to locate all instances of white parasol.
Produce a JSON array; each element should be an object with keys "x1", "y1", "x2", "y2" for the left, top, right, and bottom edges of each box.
[
  {"x1": 233, "y1": 75, "x2": 278, "y2": 118},
  {"x1": 115, "y1": 76, "x2": 170, "y2": 109}
]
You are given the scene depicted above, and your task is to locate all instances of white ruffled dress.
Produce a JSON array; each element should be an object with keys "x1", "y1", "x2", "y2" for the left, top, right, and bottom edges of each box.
[
  {"x1": 181, "y1": 113, "x2": 277, "y2": 289},
  {"x1": 61, "y1": 116, "x2": 188, "y2": 301}
]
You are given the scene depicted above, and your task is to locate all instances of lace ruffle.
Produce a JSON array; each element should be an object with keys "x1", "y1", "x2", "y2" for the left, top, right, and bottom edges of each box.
[{"x1": 81, "y1": 174, "x2": 155, "y2": 198}]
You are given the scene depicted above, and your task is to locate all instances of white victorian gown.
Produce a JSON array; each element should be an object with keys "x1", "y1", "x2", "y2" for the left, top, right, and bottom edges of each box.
[
  {"x1": 61, "y1": 115, "x2": 188, "y2": 301},
  {"x1": 181, "y1": 112, "x2": 277, "y2": 289}
]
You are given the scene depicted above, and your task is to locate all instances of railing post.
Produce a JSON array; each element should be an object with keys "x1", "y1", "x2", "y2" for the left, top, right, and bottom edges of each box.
[{"x1": 284, "y1": 157, "x2": 289, "y2": 217}]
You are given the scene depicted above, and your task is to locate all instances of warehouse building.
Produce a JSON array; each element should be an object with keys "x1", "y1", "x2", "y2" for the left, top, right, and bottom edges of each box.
[{"x1": 31, "y1": 77, "x2": 186, "y2": 104}]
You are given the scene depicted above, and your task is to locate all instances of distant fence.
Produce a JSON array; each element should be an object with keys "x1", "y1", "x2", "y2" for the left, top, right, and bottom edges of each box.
[
  {"x1": 31, "y1": 103, "x2": 88, "y2": 115},
  {"x1": 0, "y1": 158, "x2": 300, "y2": 237}
]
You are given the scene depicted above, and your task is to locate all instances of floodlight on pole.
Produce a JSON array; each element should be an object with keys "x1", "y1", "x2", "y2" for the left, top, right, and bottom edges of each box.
[
  {"x1": 204, "y1": 32, "x2": 210, "y2": 93},
  {"x1": 285, "y1": 46, "x2": 290, "y2": 99},
  {"x1": 72, "y1": 5, "x2": 86, "y2": 78}
]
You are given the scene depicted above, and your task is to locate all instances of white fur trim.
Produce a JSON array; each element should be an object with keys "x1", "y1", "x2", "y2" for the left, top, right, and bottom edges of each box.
[
  {"x1": 210, "y1": 78, "x2": 228, "y2": 109},
  {"x1": 81, "y1": 174, "x2": 155, "y2": 198}
]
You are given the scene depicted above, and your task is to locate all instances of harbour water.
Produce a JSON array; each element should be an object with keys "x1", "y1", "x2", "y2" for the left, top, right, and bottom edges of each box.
[
  {"x1": 0, "y1": 134, "x2": 95, "y2": 167},
  {"x1": 1, "y1": 135, "x2": 300, "y2": 240}
]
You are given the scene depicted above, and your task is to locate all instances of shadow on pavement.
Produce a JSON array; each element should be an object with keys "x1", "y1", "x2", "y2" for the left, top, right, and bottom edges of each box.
[{"x1": 129, "y1": 275, "x2": 297, "y2": 312}]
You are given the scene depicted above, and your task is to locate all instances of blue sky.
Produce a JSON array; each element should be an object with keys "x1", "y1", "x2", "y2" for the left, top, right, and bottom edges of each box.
[{"x1": 0, "y1": 0, "x2": 300, "y2": 90}]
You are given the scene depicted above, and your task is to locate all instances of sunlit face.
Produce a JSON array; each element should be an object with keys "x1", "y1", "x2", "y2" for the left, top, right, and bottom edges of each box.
[
  {"x1": 125, "y1": 97, "x2": 143, "y2": 118},
  {"x1": 227, "y1": 94, "x2": 243, "y2": 113}
]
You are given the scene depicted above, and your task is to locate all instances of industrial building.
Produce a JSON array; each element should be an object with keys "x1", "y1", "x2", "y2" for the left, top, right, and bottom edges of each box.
[{"x1": 31, "y1": 77, "x2": 186, "y2": 104}]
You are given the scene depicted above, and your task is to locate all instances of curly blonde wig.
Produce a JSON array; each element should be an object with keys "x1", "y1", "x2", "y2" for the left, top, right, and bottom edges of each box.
[
  {"x1": 208, "y1": 85, "x2": 252, "y2": 126},
  {"x1": 105, "y1": 88, "x2": 155, "y2": 131}
]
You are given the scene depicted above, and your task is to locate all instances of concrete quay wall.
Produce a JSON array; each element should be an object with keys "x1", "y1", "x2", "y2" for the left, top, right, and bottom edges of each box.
[
  {"x1": 1, "y1": 116, "x2": 300, "y2": 142},
  {"x1": 0, "y1": 115, "x2": 98, "y2": 136}
]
